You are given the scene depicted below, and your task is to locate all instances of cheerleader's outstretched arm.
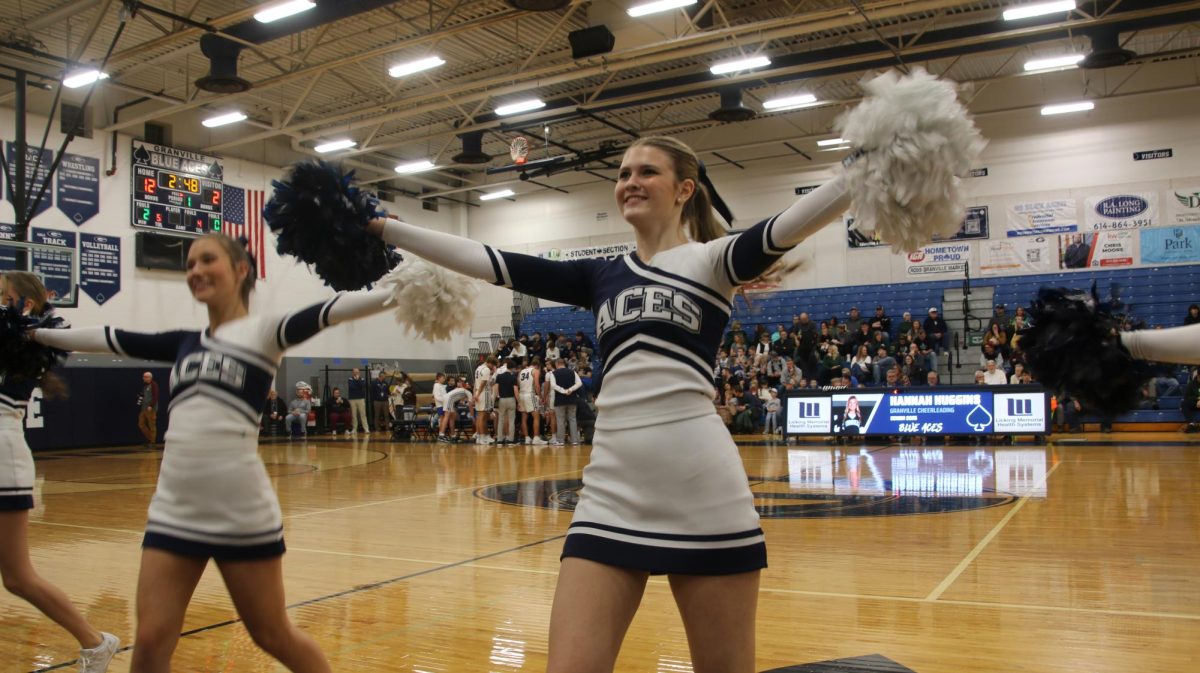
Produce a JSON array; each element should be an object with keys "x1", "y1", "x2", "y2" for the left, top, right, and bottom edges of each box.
[{"x1": 1121, "y1": 324, "x2": 1200, "y2": 365}]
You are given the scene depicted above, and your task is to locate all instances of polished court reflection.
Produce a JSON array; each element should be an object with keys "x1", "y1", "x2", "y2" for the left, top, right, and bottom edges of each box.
[{"x1": 4, "y1": 434, "x2": 1198, "y2": 672}]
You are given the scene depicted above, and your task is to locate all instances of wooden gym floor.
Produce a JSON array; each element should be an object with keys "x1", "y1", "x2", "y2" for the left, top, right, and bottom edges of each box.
[{"x1": 3, "y1": 431, "x2": 1198, "y2": 673}]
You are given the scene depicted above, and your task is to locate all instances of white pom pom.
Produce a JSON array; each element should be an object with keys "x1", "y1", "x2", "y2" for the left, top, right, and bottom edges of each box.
[
  {"x1": 378, "y1": 257, "x2": 478, "y2": 342},
  {"x1": 836, "y1": 68, "x2": 986, "y2": 253}
]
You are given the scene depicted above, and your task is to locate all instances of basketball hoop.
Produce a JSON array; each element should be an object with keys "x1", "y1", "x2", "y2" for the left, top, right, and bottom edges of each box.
[{"x1": 510, "y1": 136, "x2": 530, "y2": 165}]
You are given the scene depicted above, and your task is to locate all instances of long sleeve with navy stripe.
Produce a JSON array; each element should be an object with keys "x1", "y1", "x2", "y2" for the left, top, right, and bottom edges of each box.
[
  {"x1": 380, "y1": 219, "x2": 598, "y2": 308},
  {"x1": 710, "y1": 176, "x2": 849, "y2": 286}
]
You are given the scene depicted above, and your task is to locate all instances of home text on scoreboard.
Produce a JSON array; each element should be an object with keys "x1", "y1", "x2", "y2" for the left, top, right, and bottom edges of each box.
[{"x1": 130, "y1": 140, "x2": 224, "y2": 235}]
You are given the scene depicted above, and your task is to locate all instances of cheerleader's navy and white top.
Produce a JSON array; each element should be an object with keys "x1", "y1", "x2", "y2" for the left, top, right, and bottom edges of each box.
[
  {"x1": 0, "y1": 376, "x2": 40, "y2": 510},
  {"x1": 34, "y1": 290, "x2": 391, "y2": 559},
  {"x1": 381, "y1": 177, "x2": 850, "y2": 574}
]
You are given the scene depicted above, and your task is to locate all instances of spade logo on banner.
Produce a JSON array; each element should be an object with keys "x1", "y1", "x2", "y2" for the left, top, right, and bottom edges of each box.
[
  {"x1": 133, "y1": 144, "x2": 152, "y2": 165},
  {"x1": 966, "y1": 404, "x2": 994, "y2": 432},
  {"x1": 55, "y1": 153, "x2": 100, "y2": 226}
]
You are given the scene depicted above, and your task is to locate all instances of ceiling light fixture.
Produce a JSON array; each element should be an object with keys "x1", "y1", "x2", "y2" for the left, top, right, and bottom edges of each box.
[
  {"x1": 314, "y1": 139, "x2": 357, "y2": 153},
  {"x1": 254, "y1": 0, "x2": 316, "y2": 24},
  {"x1": 480, "y1": 189, "x2": 515, "y2": 201},
  {"x1": 1041, "y1": 101, "x2": 1095, "y2": 115},
  {"x1": 395, "y1": 160, "x2": 436, "y2": 174},
  {"x1": 495, "y1": 99, "x2": 546, "y2": 116},
  {"x1": 388, "y1": 56, "x2": 446, "y2": 78},
  {"x1": 628, "y1": 0, "x2": 698, "y2": 18},
  {"x1": 1024, "y1": 54, "x2": 1086, "y2": 71},
  {"x1": 1003, "y1": 1, "x2": 1075, "y2": 21},
  {"x1": 710, "y1": 56, "x2": 771, "y2": 75},
  {"x1": 202, "y1": 111, "x2": 248, "y2": 128},
  {"x1": 763, "y1": 94, "x2": 819, "y2": 111},
  {"x1": 816, "y1": 138, "x2": 848, "y2": 146},
  {"x1": 62, "y1": 69, "x2": 108, "y2": 89}
]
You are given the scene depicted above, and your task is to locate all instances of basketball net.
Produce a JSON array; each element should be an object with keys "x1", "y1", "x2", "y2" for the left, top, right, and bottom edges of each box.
[{"x1": 510, "y1": 136, "x2": 529, "y2": 165}]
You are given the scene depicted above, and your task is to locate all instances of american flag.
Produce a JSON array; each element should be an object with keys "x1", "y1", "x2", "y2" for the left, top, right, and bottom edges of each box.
[{"x1": 222, "y1": 184, "x2": 267, "y2": 278}]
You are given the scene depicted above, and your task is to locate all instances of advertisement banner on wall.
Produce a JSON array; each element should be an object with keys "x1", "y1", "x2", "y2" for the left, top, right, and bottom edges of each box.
[
  {"x1": 1085, "y1": 192, "x2": 1157, "y2": 230},
  {"x1": 905, "y1": 242, "x2": 972, "y2": 276},
  {"x1": 1168, "y1": 187, "x2": 1200, "y2": 225},
  {"x1": 5, "y1": 142, "x2": 55, "y2": 220},
  {"x1": 1007, "y1": 199, "x2": 1078, "y2": 237},
  {"x1": 1058, "y1": 231, "x2": 1135, "y2": 269},
  {"x1": 850, "y1": 208, "x2": 988, "y2": 248},
  {"x1": 979, "y1": 236, "x2": 1055, "y2": 277},
  {"x1": 1140, "y1": 226, "x2": 1200, "y2": 265},
  {"x1": 538, "y1": 242, "x2": 636, "y2": 261}
]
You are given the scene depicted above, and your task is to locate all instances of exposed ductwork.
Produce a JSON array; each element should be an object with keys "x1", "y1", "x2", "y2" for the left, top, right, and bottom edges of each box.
[
  {"x1": 1081, "y1": 27, "x2": 1138, "y2": 68},
  {"x1": 453, "y1": 131, "x2": 492, "y2": 165},
  {"x1": 195, "y1": 34, "x2": 250, "y2": 94},
  {"x1": 709, "y1": 87, "x2": 756, "y2": 123}
]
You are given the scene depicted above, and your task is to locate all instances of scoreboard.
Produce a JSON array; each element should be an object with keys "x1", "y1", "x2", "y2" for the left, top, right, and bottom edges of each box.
[
  {"x1": 131, "y1": 140, "x2": 223, "y2": 234},
  {"x1": 783, "y1": 385, "x2": 1049, "y2": 436}
]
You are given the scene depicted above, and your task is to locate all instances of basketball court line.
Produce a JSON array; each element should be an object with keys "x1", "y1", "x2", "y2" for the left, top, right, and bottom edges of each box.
[{"x1": 923, "y1": 461, "x2": 1062, "y2": 601}]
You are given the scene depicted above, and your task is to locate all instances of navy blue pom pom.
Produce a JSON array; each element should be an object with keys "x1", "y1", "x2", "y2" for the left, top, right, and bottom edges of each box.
[
  {"x1": 0, "y1": 304, "x2": 69, "y2": 382},
  {"x1": 1019, "y1": 285, "x2": 1152, "y2": 415},
  {"x1": 264, "y1": 160, "x2": 401, "y2": 291}
]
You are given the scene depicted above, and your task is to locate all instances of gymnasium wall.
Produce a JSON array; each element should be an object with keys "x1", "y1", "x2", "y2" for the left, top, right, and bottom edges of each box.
[
  {"x1": 0, "y1": 107, "x2": 473, "y2": 362},
  {"x1": 465, "y1": 87, "x2": 1200, "y2": 326}
]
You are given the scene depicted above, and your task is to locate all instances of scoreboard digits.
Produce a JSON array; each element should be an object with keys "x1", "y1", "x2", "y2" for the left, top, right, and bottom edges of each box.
[{"x1": 131, "y1": 140, "x2": 223, "y2": 234}]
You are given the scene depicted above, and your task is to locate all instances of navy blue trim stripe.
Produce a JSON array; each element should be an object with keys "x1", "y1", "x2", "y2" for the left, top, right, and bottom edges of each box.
[
  {"x1": 722, "y1": 239, "x2": 739, "y2": 285},
  {"x1": 762, "y1": 214, "x2": 788, "y2": 253},
  {"x1": 103, "y1": 326, "x2": 118, "y2": 354},
  {"x1": 0, "y1": 494, "x2": 34, "y2": 510},
  {"x1": 0, "y1": 399, "x2": 27, "y2": 409},
  {"x1": 143, "y1": 532, "x2": 285, "y2": 561},
  {"x1": 147, "y1": 518, "x2": 284, "y2": 539},
  {"x1": 320, "y1": 295, "x2": 338, "y2": 327},
  {"x1": 484, "y1": 246, "x2": 506, "y2": 286},
  {"x1": 0, "y1": 486, "x2": 34, "y2": 492},
  {"x1": 275, "y1": 319, "x2": 288, "y2": 351},
  {"x1": 562, "y1": 533, "x2": 766, "y2": 575},
  {"x1": 625, "y1": 254, "x2": 732, "y2": 311},
  {"x1": 603, "y1": 342, "x2": 714, "y2": 383},
  {"x1": 569, "y1": 521, "x2": 763, "y2": 543}
]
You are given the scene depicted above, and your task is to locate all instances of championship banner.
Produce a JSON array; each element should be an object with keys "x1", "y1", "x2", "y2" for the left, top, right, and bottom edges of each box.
[
  {"x1": 1168, "y1": 187, "x2": 1200, "y2": 225},
  {"x1": 80, "y1": 233, "x2": 121, "y2": 305},
  {"x1": 5, "y1": 142, "x2": 55, "y2": 220},
  {"x1": 905, "y1": 242, "x2": 972, "y2": 276},
  {"x1": 30, "y1": 227, "x2": 77, "y2": 302},
  {"x1": 1058, "y1": 231, "x2": 1134, "y2": 269},
  {"x1": 538, "y1": 242, "x2": 635, "y2": 261},
  {"x1": 55, "y1": 152, "x2": 100, "y2": 226},
  {"x1": 1084, "y1": 192, "x2": 1157, "y2": 230},
  {"x1": 979, "y1": 236, "x2": 1054, "y2": 277},
  {"x1": 1006, "y1": 199, "x2": 1078, "y2": 237},
  {"x1": 1140, "y1": 225, "x2": 1200, "y2": 265}
]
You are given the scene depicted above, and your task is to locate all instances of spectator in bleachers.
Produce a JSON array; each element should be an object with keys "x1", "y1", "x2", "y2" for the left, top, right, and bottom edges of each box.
[
  {"x1": 724, "y1": 321, "x2": 747, "y2": 350},
  {"x1": 781, "y1": 359, "x2": 802, "y2": 388},
  {"x1": 729, "y1": 332, "x2": 748, "y2": 356},
  {"x1": 987, "y1": 304, "x2": 1008, "y2": 334},
  {"x1": 870, "y1": 329, "x2": 890, "y2": 353},
  {"x1": 574, "y1": 331, "x2": 594, "y2": 359},
  {"x1": 836, "y1": 323, "x2": 850, "y2": 345},
  {"x1": 496, "y1": 338, "x2": 513, "y2": 360},
  {"x1": 733, "y1": 386, "x2": 760, "y2": 434},
  {"x1": 837, "y1": 371, "x2": 860, "y2": 389},
  {"x1": 913, "y1": 329, "x2": 938, "y2": 372},
  {"x1": 926, "y1": 370, "x2": 939, "y2": 386},
  {"x1": 873, "y1": 346, "x2": 897, "y2": 383},
  {"x1": 1012, "y1": 306, "x2": 1030, "y2": 330},
  {"x1": 901, "y1": 353, "x2": 926, "y2": 385},
  {"x1": 987, "y1": 323, "x2": 1009, "y2": 357},
  {"x1": 1182, "y1": 368, "x2": 1199, "y2": 432},
  {"x1": 511, "y1": 337, "x2": 528, "y2": 361},
  {"x1": 897, "y1": 311, "x2": 915, "y2": 339},
  {"x1": 764, "y1": 389, "x2": 782, "y2": 437},
  {"x1": 771, "y1": 323, "x2": 787, "y2": 343},
  {"x1": 261, "y1": 389, "x2": 286, "y2": 436},
  {"x1": 899, "y1": 372, "x2": 913, "y2": 387},
  {"x1": 923, "y1": 307, "x2": 949, "y2": 354},
  {"x1": 327, "y1": 387, "x2": 352, "y2": 435},
  {"x1": 878, "y1": 367, "x2": 901, "y2": 389},
  {"x1": 983, "y1": 360, "x2": 1007, "y2": 385},
  {"x1": 1009, "y1": 362, "x2": 1027, "y2": 385},
  {"x1": 1186, "y1": 304, "x2": 1200, "y2": 326},
  {"x1": 870, "y1": 305, "x2": 891, "y2": 337},
  {"x1": 544, "y1": 332, "x2": 560, "y2": 362},
  {"x1": 845, "y1": 307, "x2": 864, "y2": 335},
  {"x1": 849, "y1": 344, "x2": 873, "y2": 383},
  {"x1": 851, "y1": 322, "x2": 874, "y2": 352},
  {"x1": 1054, "y1": 393, "x2": 1083, "y2": 433},
  {"x1": 1144, "y1": 370, "x2": 1182, "y2": 408},
  {"x1": 753, "y1": 333, "x2": 772, "y2": 369},
  {"x1": 820, "y1": 344, "x2": 843, "y2": 384},
  {"x1": 1009, "y1": 315, "x2": 1027, "y2": 351},
  {"x1": 766, "y1": 352, "x2": 785, "y2": 389},
  {"x1": 285, "y1": 383, "x2": 313, "y2": 439},
  {"x1": 528, "y1": 332, "x2": 545, "y2": 362},
  {"x1": 773, "y1": 329, "x2": 798, "y2": 359},
  {"x1": 752, "y1": 324, "x2": 768, "y2": 345},
  {"x1": 973, "y1": 370, "x2": 987, "y2": 385},
  {"x1": 980, "y1": 340, "x2": 1006, "y2": 373}
]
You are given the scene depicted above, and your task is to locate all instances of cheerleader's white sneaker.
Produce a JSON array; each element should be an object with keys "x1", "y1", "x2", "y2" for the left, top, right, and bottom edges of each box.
[{"x1": 79, "y1": 632, "x2": 119, "y2": 673}]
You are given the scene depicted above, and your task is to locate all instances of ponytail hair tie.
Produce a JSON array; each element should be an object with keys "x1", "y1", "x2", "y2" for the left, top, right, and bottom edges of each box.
[{"x1": 236, "y1": 235, "x2": 258, "y2": 274}]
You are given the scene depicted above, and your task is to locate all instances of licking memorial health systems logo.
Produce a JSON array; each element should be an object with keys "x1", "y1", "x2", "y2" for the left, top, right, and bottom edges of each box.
[
  {"x1": 994, "y1": 393, "x2": 1046, "y2": 433},
  {"x1": 786, "y1": 397, "x2": 831, "y2": 434}
]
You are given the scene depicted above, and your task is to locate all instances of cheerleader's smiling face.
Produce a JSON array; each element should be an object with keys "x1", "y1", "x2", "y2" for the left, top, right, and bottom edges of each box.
[
  {"x1": 186, "y1": 237, "x2": 246, "y2": 307},
  {"x1": 615, "y1": 145, "x2": 695, "y2": 229}
]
